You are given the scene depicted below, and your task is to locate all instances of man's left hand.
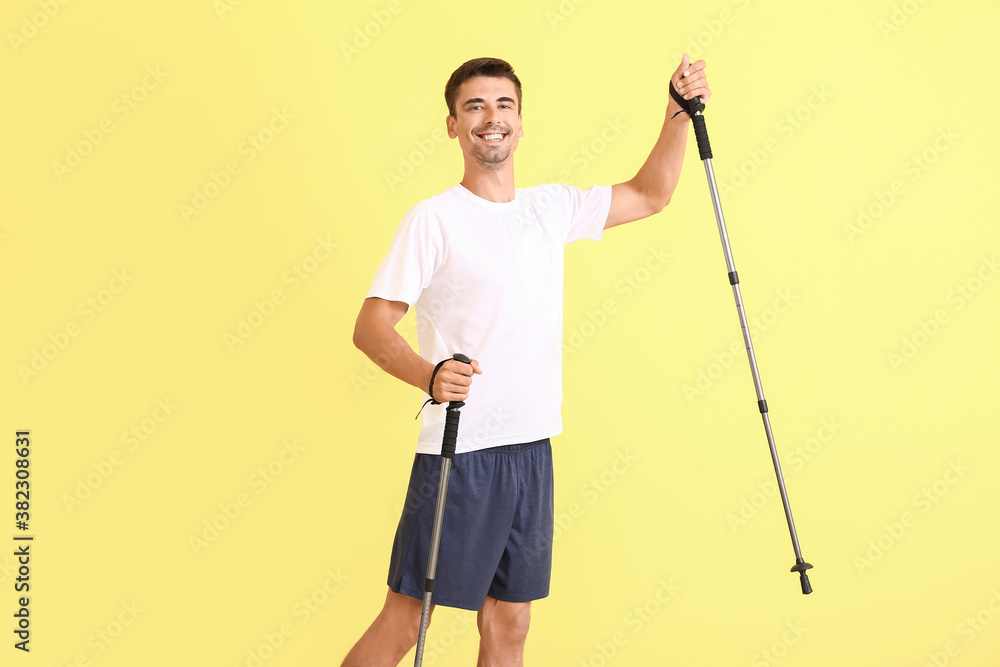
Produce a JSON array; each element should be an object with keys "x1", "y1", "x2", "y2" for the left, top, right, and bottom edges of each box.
[{"x1": 667, "y1": 54, "x2": 711, "y2": 118}]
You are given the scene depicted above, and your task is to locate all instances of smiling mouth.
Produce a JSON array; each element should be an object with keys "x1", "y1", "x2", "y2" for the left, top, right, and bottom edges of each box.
[{"x1": 476, "y1": 132, "x2": 507, "y2": 143}]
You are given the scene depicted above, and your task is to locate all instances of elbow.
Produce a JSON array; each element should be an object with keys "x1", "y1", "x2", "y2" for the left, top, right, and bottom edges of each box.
[
  {"x1": 659, "y1": 189, "x2": 674, "y2": 211},
  {"x1": 649, "y1": 193, "x2": 671, "y2": 216},
  {"x1": 352, "y1": 316, "x2": 366, "y2": 352}
]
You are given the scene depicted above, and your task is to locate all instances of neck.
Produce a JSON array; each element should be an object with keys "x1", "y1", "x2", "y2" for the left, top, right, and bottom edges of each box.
[{"x1": 460, "y1": 160, "x2": 516, "y2": 203}]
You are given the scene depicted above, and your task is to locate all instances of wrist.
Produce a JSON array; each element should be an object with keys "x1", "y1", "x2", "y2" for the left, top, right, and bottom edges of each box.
[
  {"x1": 426, "y1": 358, "x2": 451, "y2": 402},
  {"x1": 665, "y1": 103, "x2": 691, "y2": 123},
  {"x1": 420, "y1": 360, "x2": 435, "y2": 397},
  {"x1": 665, "y1": 108, "x2": 692, "y2": 129}
]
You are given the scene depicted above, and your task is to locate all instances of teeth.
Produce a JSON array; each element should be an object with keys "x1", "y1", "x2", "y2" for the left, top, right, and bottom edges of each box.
[{"x1": 482, "y1": 133, "x2": 503, "y2": 141}]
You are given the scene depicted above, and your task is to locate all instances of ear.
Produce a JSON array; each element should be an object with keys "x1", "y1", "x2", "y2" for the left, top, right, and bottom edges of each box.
[
  {"x1": 446, "y1": 113, "x2": 457, "y2": 139},
  {"x1": 518, "y1": 113, "x2": 524, "y2": 137}
]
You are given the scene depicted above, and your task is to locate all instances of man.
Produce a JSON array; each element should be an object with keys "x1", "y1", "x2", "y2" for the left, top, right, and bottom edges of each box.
[{"x1": 344, "y1": 55, "x2": 710, "y2": 666}]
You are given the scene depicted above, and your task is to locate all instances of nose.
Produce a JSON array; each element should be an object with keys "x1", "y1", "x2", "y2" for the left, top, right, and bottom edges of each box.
[{"x1": 485, "y1": 105, "x2": 504, "y2": 125}]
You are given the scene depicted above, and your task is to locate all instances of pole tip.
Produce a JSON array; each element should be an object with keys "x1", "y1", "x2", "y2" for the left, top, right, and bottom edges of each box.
[
  {"x1": 799, "y1": 572, "x2": 812, "y2": 595},
  {"x1": 791, "y1": 559, "x2": 813, "y2": 595}
]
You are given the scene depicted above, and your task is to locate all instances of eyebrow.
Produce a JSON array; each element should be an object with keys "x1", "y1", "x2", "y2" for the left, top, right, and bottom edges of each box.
[{"x1": 462, "y1": 96, "x2": 517, "y2": 107}]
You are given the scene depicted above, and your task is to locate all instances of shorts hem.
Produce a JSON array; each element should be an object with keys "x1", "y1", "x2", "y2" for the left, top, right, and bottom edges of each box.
[
  {"x1": 486, "y1": 588, "x2": 550, "y2": 604},
  {"x1": 391, "y1": 581, "x2": 486, "y2": 612}
]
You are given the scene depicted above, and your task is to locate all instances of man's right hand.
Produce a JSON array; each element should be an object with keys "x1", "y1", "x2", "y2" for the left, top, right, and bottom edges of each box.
[{"x1": 431, "y1": 357, "x2": 483, "y2": 403}]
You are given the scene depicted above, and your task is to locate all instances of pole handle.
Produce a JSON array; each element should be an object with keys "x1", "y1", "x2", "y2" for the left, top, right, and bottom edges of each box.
[{"x1": 691, "y1": 97, "x2": 713, "y2": 161}]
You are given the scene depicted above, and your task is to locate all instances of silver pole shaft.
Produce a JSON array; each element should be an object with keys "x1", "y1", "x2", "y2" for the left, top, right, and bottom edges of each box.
[
  {"x1": 414, "y1": 457, "x2": 452, "y2": 666},
  {"x1": 701, "y1": 154, "x2": 805, "y2": 564}
]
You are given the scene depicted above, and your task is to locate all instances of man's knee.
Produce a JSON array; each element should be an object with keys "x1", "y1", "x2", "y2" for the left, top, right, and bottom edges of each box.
[{"x1": 479, "y1": 598, "x2": 531, "y2": 645}]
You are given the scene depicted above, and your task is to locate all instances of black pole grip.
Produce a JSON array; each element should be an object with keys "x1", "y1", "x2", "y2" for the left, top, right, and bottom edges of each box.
[
  {"x1": 692, "y1": 112, "x2": 713, "y2": 161},
  {"x1": 441, "y1": 409, "x2": 461, "y2": 459}
]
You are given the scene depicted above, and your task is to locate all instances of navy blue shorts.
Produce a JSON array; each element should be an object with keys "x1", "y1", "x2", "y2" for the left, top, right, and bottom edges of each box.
[{"x1": 387, "y1": 439, "x2": 554, "y2": 611}]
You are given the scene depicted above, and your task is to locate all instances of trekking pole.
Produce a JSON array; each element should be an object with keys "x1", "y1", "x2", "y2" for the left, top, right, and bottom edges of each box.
[
  {"x1": 688, "y1": 96, "x2": 814, "y2": 595},
  {"x1": 414, "y1": 353, "x2": 472, "y2": 665}
]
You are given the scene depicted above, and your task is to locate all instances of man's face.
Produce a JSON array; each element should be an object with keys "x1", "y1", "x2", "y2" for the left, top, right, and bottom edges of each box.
[{"x1": 447, "y1": 76, "x2": 523, "y2": 172}]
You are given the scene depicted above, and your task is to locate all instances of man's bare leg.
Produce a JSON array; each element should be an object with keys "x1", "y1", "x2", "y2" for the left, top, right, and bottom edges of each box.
[
  {"x1": 341, "y1": 588, "x2": 430, "y2": 667},
  {"x1": 476, "y1": 597, "x2": 530, "y2": 667}
]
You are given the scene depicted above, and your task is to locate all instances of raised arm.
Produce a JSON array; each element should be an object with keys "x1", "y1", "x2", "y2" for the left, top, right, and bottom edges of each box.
[
  {"x1": 353, "y1": 297, "x2": 480, "y2": 402},
  {"x1": 606, "y1": 55, "x2": 711, "y2": 229}
]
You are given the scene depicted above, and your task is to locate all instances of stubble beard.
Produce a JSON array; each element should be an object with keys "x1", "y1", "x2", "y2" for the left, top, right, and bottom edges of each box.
[{"x1": 472, "y1": 145, "x2": 512, "y2": 171}]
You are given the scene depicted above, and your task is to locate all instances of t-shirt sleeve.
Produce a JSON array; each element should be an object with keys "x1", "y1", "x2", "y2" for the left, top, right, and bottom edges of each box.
[
  {"x1": 366, "y1": 203, "x2": 447, "y2": 307},
  {"x1": 554, "y1": 183, "x2": 613, "y2": 244}
]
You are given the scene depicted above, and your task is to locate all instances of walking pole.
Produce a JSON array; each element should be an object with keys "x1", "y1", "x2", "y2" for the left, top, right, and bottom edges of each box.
[
  {"x1": 687, "y1": 94, "x2": 814, "y2": 594},
  {"x1": 414, "y1": 353, "x2": 472, "y2": 666}
]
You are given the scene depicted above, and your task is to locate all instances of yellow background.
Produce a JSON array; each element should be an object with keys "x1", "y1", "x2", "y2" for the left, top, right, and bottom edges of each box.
[{"x1": 3, "y1": 0, "x2": 999, "y2": 664}]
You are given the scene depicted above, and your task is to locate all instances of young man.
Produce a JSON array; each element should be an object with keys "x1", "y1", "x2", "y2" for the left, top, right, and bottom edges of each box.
[{"x1": 345, "y1": 55, "x2": 711, "y2": 666}]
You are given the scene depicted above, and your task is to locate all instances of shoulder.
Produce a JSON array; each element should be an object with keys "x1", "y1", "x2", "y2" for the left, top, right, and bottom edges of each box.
[
  {"x1": 413, "y1": 185, "x2": 468, "y2": 214},
  {"x1": 400, "y1": 186, "x2": 466, "y2": 226},
  {"x1": 390, "y1": 187, "x2": 468, "y2": 248}
]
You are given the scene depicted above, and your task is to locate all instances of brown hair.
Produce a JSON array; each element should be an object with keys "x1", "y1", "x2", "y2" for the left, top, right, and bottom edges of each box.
[{"x1": 444, "y1": 57, "x2": 522, "y2": 117}]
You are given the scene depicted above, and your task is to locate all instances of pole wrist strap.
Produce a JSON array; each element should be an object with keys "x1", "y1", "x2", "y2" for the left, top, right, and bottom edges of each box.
[
  {"x1": 669, "y1": 80, "x2": 693, "y2": 119},
  {"x1": 414, "y1": 358, "x2": 450, "y2": 419}
]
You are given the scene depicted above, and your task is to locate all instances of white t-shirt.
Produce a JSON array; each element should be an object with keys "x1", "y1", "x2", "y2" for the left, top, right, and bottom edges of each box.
[{"x1": 367, "y1": 182, "x2": 612, "y2": 454}]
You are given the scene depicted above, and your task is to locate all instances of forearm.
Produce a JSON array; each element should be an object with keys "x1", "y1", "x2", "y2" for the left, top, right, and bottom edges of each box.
[
  {"x1": 629, "y1": 111, "x2": 691, "y2": 212},
  {"x1": 353, "y1": 301, "x2": 433, "y2": 394}
]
